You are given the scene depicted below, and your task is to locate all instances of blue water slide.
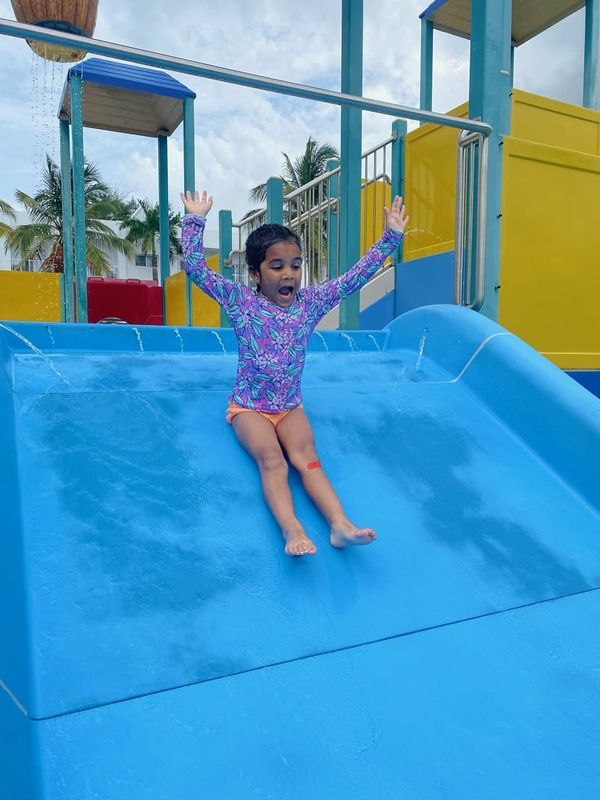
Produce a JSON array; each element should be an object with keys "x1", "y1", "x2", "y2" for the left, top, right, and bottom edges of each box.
[{"x1": 1, "y1": 305, "x2": 599, "y2": 798}]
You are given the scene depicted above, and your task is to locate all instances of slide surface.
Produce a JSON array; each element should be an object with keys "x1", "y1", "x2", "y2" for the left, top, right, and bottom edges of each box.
[{"x1": 1, "y1": 305, "x2": 599, "y2": 799}]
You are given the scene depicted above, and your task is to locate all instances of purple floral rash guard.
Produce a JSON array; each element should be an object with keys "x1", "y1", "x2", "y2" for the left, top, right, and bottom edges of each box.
[{"x1": 182, "y1": 214, "x2": 403, "y2": 413}]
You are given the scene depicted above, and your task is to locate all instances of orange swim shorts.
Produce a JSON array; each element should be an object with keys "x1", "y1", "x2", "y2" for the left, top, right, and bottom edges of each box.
[{"x1": 226, "y1": 403, "x2": 300, "y2": 428}]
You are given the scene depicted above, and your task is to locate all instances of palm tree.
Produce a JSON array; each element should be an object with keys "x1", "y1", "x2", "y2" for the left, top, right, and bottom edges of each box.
[
  {"x1": 248, "y1": 136, "x2": 339, "y2": 208},
  {"x1": 120, "y1": 199, "x2": 182, "y2": 283},
  {"x1": 248, "y1": 137, "x2": 339, "y2": 283},
  {"x1": 6, "y1": 155, "x2": 134, "y2": 275}
]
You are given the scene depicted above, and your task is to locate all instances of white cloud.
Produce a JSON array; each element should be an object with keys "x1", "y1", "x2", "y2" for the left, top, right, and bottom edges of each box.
[{"x1": 0, "y1": 0, "x2": 588, "y2": 226}]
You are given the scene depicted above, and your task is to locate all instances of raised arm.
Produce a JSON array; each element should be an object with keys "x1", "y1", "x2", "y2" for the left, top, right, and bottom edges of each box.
[
  {"x1": 305, "y1": 196, "x2": 409, "y2": 320},
  {"x1": 180, "y1": 190, "x2": 245, "y2": 310}
]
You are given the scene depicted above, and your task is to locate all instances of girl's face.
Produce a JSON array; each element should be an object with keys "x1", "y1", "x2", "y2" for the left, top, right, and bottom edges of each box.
[{"x1": 252, "y1": 240, "x2": 303, "y2": 308}]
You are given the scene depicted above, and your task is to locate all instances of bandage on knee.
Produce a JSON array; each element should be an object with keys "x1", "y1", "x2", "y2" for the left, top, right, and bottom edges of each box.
[{"x1": 307, "y1": 461, "x2": 322, "y2": 470}]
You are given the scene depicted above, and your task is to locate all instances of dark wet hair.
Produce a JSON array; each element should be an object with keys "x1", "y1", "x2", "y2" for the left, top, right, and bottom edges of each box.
[{"x1": 245, "y1": 223, "x2": 302, "y2": 274}]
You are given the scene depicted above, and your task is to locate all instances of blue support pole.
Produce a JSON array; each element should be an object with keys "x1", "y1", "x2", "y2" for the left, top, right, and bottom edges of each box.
[
  {"x1": 469, "y1": 0, "x2": 512, "y2": 321},
  {"x1": 391, "y1": 119, "x2": 407, "y2": 318},
  {"x1": 183, "y1": 96, "x2": 195, "y2": 326},
  {"x1": 584, "y1": 0, "x2": 600, "y2": 108},
  {"x1": 420, "y1": 17, "x2": 434, "y2": 113},
  {"x1": 266, "y1": 177, "x2": 284, "y2": 224},
  {"x1": 158, "y1": 133, "x2": 170, "y2": 324},
  {"x1": 339, "y1": 0, "x2": 363, "y2": 330},
  {"x1": 59, "y1": 118, "x2": 74, "y2": 324},
  {"x1": 69, "y1": 72, "x2": 87, "y2": 323},
  {"x1": 326, "y1": 159, "x2": 339, "y2": 280},
  {"x1": 219, "y1": 210, "x2": 233, "y2": 328}
]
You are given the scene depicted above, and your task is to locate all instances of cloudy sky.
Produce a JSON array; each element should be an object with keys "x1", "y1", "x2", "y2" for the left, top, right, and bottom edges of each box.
[{"x1": 0, "y1": 0, "x2": 587, "y2": 223}]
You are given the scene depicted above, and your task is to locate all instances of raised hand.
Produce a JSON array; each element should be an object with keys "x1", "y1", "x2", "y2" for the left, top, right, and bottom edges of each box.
[
  {"x1": 180, "y1": 189, "x2": 214, "y2": 218},
  {"x1": 384, "y1": 195, "x2": 409, "y2": 233}
]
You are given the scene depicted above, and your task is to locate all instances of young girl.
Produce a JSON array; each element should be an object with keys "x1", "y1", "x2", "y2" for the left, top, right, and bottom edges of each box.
[{"x1": 180, "y1": 189, "x2": 408, "y2": 557}]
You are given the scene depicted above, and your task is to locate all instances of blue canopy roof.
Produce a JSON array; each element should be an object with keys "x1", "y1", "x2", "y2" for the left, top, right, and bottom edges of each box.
[{"x1": 59, "y1": 58, "x2": 196, "y2": 137}]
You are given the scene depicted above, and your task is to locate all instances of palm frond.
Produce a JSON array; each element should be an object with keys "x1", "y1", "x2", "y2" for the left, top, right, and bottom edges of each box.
[
  {"x1": 0, "y1": 198, "x2": 16, "y2": 219},
  {"x1": 85, "y1": 242, "x2": 112, "y2": 276}
]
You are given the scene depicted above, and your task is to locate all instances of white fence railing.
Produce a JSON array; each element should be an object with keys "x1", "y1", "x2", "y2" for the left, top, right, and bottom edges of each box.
[{"x1": 229, "y1": 134, "x2": 396, "y2": 287}]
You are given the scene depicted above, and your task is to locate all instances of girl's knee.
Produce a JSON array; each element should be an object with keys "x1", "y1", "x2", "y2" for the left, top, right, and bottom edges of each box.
[
  {"x1": 289, "y1": 446, "x2": 319, "y2": 472},
  {"x1": 257, "y1": 449, "x2": 288, "y2": 475}
]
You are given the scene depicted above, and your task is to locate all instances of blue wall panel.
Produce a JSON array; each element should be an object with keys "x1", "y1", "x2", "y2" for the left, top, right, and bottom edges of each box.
[
  {"x1": 394, "y1": 250, "x2": 454, "y2": 315},
  {"x1": 359, "y1": 290, "x2": 395, "y2": 329},
  {"x1": 568, "y1": 370, "x2": 600, "y2": 399}
]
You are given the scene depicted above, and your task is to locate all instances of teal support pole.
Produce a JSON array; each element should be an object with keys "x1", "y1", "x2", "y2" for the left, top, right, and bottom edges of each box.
[
  {"x1": 59, "y1": 118, "x2": 74, "y2": 323},
  {"x1": 339, "y1": 0, "x2": 363, "y2": 330},
  {"x1": 158, "y1": 133, "x2": 170, "y2": 324},
  {"x1": 584, "y1": 0, "x2": 600, "y2": 108},
  {"x1": 391, "y1": 119, "x2": 407, "y2": 318},
  {"x1": 219, "y1": 210, "x2": 233, "y2": 328},
  {"x1": 469, "y1": 0, "x2": 512, "y2": 321},
  {"x1": 58, "y1": 274, "x2": 65, "y2": 321},
  {"x1": 266, "y1": 177, "x2": 284, "y2": 224},
  {"x1": 326, "y1": 159, "x2": 339, "y2": 280},
  {"x1": 183, "y1": 96, "x2": 195, "y2": 326},
  {"x1": 420, "y1": 17, "x2": 433, "y2": 113},
  {"x1": 70, "y1": 73, "x2": 87, "y2": 323}
]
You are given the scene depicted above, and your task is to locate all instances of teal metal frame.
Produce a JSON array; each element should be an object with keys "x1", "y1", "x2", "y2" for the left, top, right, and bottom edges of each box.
[
  {"x1": 59, "y1": 119, "x2": 75, "y2": 324},
  {"x1": 69, "y1": 71, "x2": 87, "y2": 323},
  {"x1": 218, "y1": 210, "x2": 232, "y2": 328},
  {"x1": 183, "y1": 96, "x2": 196, "y2": 326},
  {"x1": 1, "y1": 15, "x2": 492, "y2": 330},
  {"x1": 326, "y1": 159, "x2": 339, "y2": 281},
  {"x1": 468, "y1": 0, "x2": 512, "y2": 322},
  {"x1": 266, "y1": 178, "x2": 284, "y2": 225},
  {"x1": 339, "y1": 0, "x2": 363, "y2": 330},
  {"x1": 391, "y1": 119, "x2": 407, "y2": 318},
  {"x1": 420, "y1": 17, "x2": 434, "y2": 113},
  {"x1": 158, "y1": 132, "x2": 170, "y2": 307},
  {"x1": 584, "y1": 0, "x2": 600, "y2": 108},
  {"x1": 58, "y1": 73, "x2": 196, "y2": 326}
]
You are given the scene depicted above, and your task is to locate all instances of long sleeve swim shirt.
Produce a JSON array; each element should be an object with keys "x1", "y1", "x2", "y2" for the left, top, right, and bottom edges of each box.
[{"x1": 182, "y1": 214, "x2": 403, "y2": 413}]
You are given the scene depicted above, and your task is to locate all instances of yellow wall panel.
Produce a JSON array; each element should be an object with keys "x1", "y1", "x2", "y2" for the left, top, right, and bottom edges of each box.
[
  {"x1": 164, "y1": 271, "x2": 187, "y2": 326},
  {"x1": 192, "y1": 254, "x2": 220, "y2": 327},
  {"x1": 165, "y1": 257, "x2": 221, "y2": 328},
  {"x1": 360, "y1": 179, "x2": 391, "y2": 254},
  {"x1": 403, "y1": 101, "x2": 468, "y2": 261},
  {"x1": 0, "y1": 271, "x2": 62, "y2": 322},
  {"x1": 499, "y1": 136, "x2": 600, "y2": 369},
  {"x1": 511, "y1": 89, "x2": 600, "y2": 156}
]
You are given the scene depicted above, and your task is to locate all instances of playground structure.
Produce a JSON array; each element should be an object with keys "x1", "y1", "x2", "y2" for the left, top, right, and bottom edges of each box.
[{"x1": 1, "y1": 1, "x2": 600, "y2": 798}]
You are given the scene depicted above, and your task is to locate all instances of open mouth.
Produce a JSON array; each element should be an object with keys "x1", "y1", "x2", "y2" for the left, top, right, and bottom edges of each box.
[{"x1": 278, "y1": 286, "x2": 294, "y2": 297}]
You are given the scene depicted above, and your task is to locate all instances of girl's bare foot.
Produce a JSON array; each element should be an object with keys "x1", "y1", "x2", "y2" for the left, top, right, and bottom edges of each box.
[
  {"x1": 330, "y1": 518, "x2": 377, "y2": 549},
  {"x1": 283, "y1": 528, "x2": 317, "y2": 557}
]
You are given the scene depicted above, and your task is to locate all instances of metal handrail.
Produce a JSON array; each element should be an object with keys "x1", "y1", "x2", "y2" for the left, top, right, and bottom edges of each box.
[
  {"x1": 233, "y1": 209, "x2": 265, "y2": 228},
  {"x1": 454, "y1": 129, "x2": 489, "y2": 311},
  {"x1": 0, "y1": 18, "x2": 492, "y2": 135},
  {"x1": 285, "y1": 171, "x2": 340, "y2": 201},
  {"x1": 361, "y1": 134, "x2": 396, "y2": 158}
]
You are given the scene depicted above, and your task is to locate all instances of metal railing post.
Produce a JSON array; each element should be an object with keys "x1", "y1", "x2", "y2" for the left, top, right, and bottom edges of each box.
[
  {"x1": 266, "y1": 177, "x2": 283, "y2": 225},
  {"x1": 326, "y1": 159, "x2": 339, "y2": 280},
  {"x1": 219, "y1": 209, "x2": 233, "y2": 328},
  {"x1": 59, "y1": 118, "x2": 74, "y2": 323},
  {"x1": 454, "y1": 131, "x2": 488, "y2": 311},
  {"x1": 391, "y1": 119, "x2": 407, "y2": 318}
]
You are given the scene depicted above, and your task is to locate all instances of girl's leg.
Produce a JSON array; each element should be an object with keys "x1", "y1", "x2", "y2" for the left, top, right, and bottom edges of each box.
[
  {"x1": 276, "y1": 408, "x2": 376, "y2": 548},
  {"x1": 232, "y1": 411, "x2": 317, "y2": 556}
]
